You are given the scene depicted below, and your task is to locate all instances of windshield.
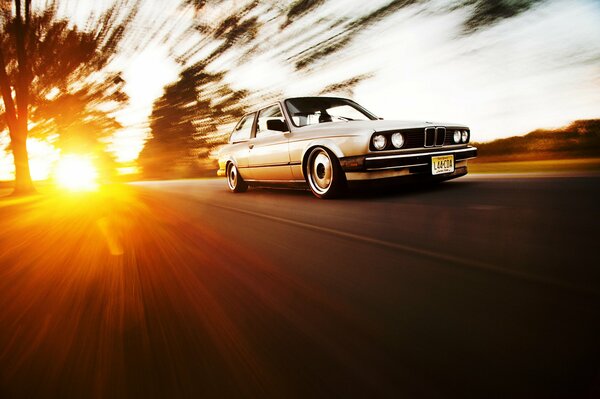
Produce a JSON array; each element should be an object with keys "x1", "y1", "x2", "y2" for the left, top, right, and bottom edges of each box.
[{"x1": 284, "y1": 97, "x2": 376, "y2": 127}]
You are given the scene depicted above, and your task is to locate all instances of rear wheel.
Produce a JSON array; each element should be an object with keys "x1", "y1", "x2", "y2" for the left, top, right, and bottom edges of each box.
[
  {"x1": 226, "y1": 162, "x2": 248, "y2": 193},
  {"x1": 306, "y1": 147, "x2": 346, "y2": 199}
]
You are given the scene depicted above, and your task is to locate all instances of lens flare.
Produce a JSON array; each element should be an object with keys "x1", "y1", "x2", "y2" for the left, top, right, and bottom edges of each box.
[{"x1": 54, "y1": 155, "x2": 99, "y2": 191}]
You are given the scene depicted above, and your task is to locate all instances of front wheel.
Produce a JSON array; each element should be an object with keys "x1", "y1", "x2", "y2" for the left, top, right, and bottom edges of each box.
[
  {"x1": 306, "y1": 147, "x2": 346, "y2": 199},
  {"x1": 226, "y1": 162, "x2": 248, "y2": 193}
]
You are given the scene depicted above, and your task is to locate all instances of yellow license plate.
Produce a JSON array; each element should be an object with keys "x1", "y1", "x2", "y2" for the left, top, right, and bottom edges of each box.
[{"x1": 431, "y1": 155, "x2": 454, "y2": 175}]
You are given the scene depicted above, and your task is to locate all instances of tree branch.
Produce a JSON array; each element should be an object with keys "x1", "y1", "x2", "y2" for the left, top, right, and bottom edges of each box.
[
  {"x1": 0, "y1": 48, "x2": 18, "y2": 133},
  {"x1": 25, "y1": 0, "x2": 30, "y2": 27},
  {"x1": 14, "y1": 0, "x2": 29, "y2": 136}
]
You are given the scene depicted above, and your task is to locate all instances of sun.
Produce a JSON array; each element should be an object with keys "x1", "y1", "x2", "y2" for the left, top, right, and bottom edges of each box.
[{"x1": 54, "y1": 154, "x2": 99, "y2": 191}]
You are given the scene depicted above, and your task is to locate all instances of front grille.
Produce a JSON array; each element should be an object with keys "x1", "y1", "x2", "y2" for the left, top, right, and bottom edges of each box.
[
  {"x1": 425, "y1": 128, "x2": 435, "y2": 147},
  {"x1": 435, "y1": 127, "x2": 446, "y2": 146},
  {"x1": 445, "y1": 131, "x2": 455, "y2": 145},
  {"x1": 403, "y1": 129, "x2": 426, "y2": 149}
]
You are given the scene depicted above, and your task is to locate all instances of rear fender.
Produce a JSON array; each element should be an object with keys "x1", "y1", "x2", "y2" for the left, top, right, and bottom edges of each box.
[{"x1": 218, "y1": 155, "x2": 237, "y2": 177}]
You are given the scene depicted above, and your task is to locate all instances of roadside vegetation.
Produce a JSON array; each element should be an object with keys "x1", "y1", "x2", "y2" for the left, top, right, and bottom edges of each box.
[{"x1": 470, "y1": 119, "x2": 600, "y2": 173}]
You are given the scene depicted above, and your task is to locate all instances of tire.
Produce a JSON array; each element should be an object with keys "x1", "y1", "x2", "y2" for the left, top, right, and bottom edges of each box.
[
  {"x1": 226, "y1": 162, "x2": 248, "y2": 193},
  {"x1": 305, "y1": 147, "x2": 346, "y2": 199}
]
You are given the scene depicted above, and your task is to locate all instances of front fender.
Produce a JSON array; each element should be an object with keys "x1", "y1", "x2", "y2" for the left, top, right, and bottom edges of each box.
[
  {"x1": 300, "y1": 139, "x2": 345, "y2": 160},
  {"x1": 297, "y1": 136, "x2": 369, "y2": 179}
]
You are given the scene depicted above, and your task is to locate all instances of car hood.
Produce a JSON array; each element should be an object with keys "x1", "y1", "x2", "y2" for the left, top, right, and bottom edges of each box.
[{"x1": 293, "y1": 119, "x2": 468, "y2": 135}]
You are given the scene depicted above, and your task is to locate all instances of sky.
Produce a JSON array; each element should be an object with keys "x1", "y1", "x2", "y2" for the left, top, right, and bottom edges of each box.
[
  {"x1": 219, "y1": 0, "x2": 600, "y2": 140},
  {"x1": 1, "y1": 0, "x2": 599, "y2": 180}
]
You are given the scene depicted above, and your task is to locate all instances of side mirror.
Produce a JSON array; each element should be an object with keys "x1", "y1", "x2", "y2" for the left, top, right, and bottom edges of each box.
[{"x1": 267, "y1": 119, "x2": 289, "y2": 132}]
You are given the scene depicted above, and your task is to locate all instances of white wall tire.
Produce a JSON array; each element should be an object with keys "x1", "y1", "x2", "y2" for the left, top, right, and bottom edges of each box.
[
  {"x1": 226, "y1": 162, "x2": 248, "y2": 193},
  {"x1": 306, "y1": 147, "x2": 346, "y2": 199}
]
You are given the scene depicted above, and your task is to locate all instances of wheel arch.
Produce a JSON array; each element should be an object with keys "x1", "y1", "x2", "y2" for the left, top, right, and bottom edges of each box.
[
  {"x1": 218, "y1": 154, "x2": 237, "y2": 177},
  {"x1": 223, "y1": 155, "x2": 238, "y2": 168},
  {"x1": 300, "y1": 140, "x2": 345, "y2": 180}
]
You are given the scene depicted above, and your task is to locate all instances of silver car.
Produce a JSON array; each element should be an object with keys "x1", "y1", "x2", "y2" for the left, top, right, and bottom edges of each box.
[{"x1": 217, "y1": 96, "x2": 477, "y2": 198}]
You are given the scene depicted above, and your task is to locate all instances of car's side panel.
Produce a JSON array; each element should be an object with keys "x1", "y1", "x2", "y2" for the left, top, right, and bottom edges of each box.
[
  {"x1": 218, "y1": 144, "x2": 252, "y2": 179},
  {"x1": 247, "y1": 131, "x2": 293, "y2": 180},
  {"x1": 231, "y1": 143, "x2": 253, "y2": 179},
  {"x1": 229, "y1": 142, "x2": 251, "y2": 168}
]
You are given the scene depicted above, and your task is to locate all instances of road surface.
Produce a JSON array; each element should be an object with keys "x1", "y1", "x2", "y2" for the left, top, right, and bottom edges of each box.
[{"x1": 0, "y1": 174, "x2": 599, "y2": 398}]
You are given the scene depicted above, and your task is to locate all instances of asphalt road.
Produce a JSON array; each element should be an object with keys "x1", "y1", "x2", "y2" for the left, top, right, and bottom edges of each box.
[{"x1": 1, "y1": 174, "x2": 599, "y2": 398}]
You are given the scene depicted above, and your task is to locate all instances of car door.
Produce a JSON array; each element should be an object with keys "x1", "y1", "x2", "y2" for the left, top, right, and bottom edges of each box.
[{"x1": 248, "y1": 104, "x2": 293, "y2": 181}]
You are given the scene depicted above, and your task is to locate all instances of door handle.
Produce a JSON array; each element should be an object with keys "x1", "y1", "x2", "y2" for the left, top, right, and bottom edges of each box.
[{"x1": 248, "y1": 144, "x2": 254, "y2": 149}]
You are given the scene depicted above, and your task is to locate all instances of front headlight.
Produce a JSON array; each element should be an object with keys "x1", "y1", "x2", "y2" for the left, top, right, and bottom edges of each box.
[
  {"x1": 453, "y1": 130, "x2": 461, "y2": 144},
  {"x1": 391, "y1": 133, "x2": 404, "y2": 148},
  {"x1": 461, "y1": 130, "x2": 469, "y2": 143},
  {"x1": 372, "y1": 134, "x2": 387, "y2": 150}
]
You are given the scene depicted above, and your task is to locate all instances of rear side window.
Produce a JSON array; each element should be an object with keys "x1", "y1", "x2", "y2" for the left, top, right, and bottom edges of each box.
[{"x1": 230, "y1": 113, "x2": 255, "y2": 143}]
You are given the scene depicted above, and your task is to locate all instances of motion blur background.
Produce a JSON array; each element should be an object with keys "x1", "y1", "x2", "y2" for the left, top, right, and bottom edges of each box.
[
  {"x1": 1, "y1": 3, "x2": 599, "y2": 397},
  {"x1": 1, "y1": 0, "x2": 599, "y2": 182}
]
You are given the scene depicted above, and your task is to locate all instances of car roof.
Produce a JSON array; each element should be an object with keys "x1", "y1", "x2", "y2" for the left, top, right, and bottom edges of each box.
[
  {"x1": 245, "y1": 96, "x2": 353, "y2": 114},
  {"x1": 283, "y1": 96, "x2": 350, "y2": 101},
  {"x1": 283, "y1": 97, "x2": 360, "y2": 113}
]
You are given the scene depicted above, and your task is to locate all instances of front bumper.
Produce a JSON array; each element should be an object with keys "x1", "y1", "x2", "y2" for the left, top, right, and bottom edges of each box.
[{"x1": 340, "y1": 146, "x2": 477, "y2": 181}]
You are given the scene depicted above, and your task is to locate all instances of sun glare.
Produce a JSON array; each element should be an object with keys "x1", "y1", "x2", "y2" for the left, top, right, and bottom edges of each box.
[{"x1": 54, "y1": 155, "x2": 99, "y2": 191}]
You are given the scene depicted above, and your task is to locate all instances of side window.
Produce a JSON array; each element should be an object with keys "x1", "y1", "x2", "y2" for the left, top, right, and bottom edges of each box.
[
  {"x1": 256, "y1": 105, "x2": 286, "y2": 136},
  {"x1": 230, "y1": 113, "x2": 255, "y2": 143}
]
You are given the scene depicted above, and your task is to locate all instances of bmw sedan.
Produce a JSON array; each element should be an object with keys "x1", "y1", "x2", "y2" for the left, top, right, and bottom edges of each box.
[{"x1": 217, "y1": 96, "x2": 477, "y2": 198}]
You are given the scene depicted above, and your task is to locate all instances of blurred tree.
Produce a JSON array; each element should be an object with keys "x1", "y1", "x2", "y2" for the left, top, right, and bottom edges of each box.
[
  {"x1": 462, "y1": 0, "x2": 545, "y2": 33},
  {"x1": 0, "y1": 0, "x2": 136, "y2": 193},
  {"x1": 139, "y1": 64, "x2": 246, "y2": 178},
  {"x1": 138, "y1": 0, "x2": 552, "y2": 180}
]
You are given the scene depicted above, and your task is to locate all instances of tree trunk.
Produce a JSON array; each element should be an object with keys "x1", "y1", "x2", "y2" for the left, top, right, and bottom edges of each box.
[
  {"x1": 0, "y1": 50, "x2": 34, "y2": 194},
  {"x1": 10, "y1": 0, "x2": 35, "y2": 195},
  {"x1": 9, "y1": 131, "x2": 34, "y2": 194}
]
